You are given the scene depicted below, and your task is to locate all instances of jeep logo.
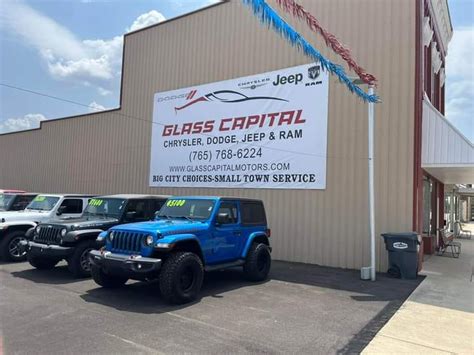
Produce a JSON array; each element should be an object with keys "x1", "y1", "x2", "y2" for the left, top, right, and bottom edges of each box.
[{"x1": 273, "y1": 73, "x2": 303, "y2": 86}]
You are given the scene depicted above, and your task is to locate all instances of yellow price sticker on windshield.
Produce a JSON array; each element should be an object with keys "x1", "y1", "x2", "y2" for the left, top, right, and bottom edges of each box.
[
  {"x1": 166, "y1": 199, "x2": 186, "y2": 207},
  {"x1": 34, "y1": 196, "x2": 46, "y2": 202},
  {"x1": 89, "y1": 199, "x2": 104, "y2": 207}
]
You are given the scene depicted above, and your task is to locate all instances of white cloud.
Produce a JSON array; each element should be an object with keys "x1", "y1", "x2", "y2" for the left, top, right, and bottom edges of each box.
[
  {"x1": 98, "y1": 87, "x2": 113, "y2": 96},
  {"x1": 0, "y1": 114, "x2": 47, "y2": 134},
  {"x1": 0, "y1": 1, "x2": 164, "y2": 87},
  {"x1": 0, "y1": 1, "x2": 85, "y2": 60},
  {"x1": 88, "y1": 101, "x2": 107, "y2": 112},
  {"x1": 445, "y1": 26, "x2": 474, "y2": 143},
  {"x1": 127, "y1": 10, "x2": 166, "y2": 32}
]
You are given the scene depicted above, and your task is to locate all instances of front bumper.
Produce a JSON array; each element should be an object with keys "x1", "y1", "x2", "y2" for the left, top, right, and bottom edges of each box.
[
  {"x1": 22, "y1": 241, "x2": 74, "y2": 258},
  {"x1": 89, "y1": 250, "x2": 162, "y2": 279}
]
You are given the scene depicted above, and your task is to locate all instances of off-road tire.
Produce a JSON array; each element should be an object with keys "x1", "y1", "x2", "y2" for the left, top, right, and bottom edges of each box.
[
  {"x1": 243, "y1": 243, "x2": 271, "y2": 281},
  {"x1": 67, "y1": 240, "x2": 96, "y2": 278},
  {"x1": 91, "y1": 264, "x2": 128, "y2": 288},
  {"x1": 27, "y1": 254, "x2": 59, "y2": 270},
  {"x1": 0, "y1": 230, "x2": 28, "y2": 262},
  {"x1": 159, "y1": 252, "x2": 204, "y2": 304}
]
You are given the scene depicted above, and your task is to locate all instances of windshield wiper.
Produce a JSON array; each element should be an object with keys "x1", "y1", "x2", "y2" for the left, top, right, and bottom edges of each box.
[
  {"x1": 174, "y1": 216, "x2": 193, "y2": 221},
  {"x1": 157, "y1": 215, "x2": 172, "y2": 220}
]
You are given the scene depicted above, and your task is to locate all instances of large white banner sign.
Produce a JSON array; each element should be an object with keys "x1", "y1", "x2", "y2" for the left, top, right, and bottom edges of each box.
[{"x1": 150, "y1": 63, "x2": 328, "y2": 189}]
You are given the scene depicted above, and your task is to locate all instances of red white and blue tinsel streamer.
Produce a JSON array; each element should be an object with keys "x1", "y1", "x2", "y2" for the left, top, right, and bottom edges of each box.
[
  {"x1": 241, "y1": 0, "x2": 379, "y2": 103},
  {"x1": 276, "y1": 0, "x2": 377, "y2": 86}
]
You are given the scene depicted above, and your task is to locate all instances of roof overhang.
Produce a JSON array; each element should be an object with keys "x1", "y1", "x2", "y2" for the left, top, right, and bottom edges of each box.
[
  {"x1": 422, "y1": 97, "x2": 474, "y2": 184},
  {"x1": 423, "y1": 166, "x2": 474, "y2": 184}
]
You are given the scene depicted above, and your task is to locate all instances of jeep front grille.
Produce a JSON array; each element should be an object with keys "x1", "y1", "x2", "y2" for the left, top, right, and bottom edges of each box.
[
  {"x1": 110, "y1": 231, "x2": 145, "y2": 254},
  {"x1": 36, "y1": 226, "x2": 61, "y2": 245}
]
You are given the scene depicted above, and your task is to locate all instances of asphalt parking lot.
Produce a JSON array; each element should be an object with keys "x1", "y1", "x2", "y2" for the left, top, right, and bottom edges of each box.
[{"x1": 0, "y1": 260, "x2": 421, "y2": 354}]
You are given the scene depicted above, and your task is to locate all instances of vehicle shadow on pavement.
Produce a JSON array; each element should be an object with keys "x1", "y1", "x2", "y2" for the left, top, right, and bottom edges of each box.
[
  {"x1": 11, "y1": 263, "x2": 85, "y2": 285},
  {"x1": 80, "y1": 267, "x2": 265, "y2": 313}
]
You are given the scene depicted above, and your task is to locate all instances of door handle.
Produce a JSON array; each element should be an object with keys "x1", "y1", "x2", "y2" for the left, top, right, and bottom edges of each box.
[{"x1": 233, "y1": 231, "x2": 241, "y2": 236}]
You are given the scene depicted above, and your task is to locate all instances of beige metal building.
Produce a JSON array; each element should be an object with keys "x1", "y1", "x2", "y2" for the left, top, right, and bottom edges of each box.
[{"x1": 1, "y1": 0, "x2": 470, "y2": 271}]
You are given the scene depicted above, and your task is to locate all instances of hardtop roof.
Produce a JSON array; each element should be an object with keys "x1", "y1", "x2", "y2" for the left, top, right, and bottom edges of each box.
[
  {"x1": 35, "y1": 194, "x2": 95, "y2": 198},
  {"x1": 96, "y1": 194, "x2": 170, "y2": 200},
  {"x1": 168, "y1": 196, "x2": 264, "y2": 203}
]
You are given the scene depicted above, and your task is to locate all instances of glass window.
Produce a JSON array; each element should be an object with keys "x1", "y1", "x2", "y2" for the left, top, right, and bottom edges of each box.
[
  {"x1": 124, "y1": 200, "x2": 148, "y2": 221},
  {"x1": 152, "y1": 199, "x2": 166, "y2": 215},
  {"x1": 84, "y1": 198, "x2": 126, "y2": 218},
  {"x1": 157, "y1": 199, "x2": 215, "y2": 220},
  {"x1": 241, "y1": 202, "x2": 266, "y2": 225},
  {"x1": 27, "y1": 196, "x2": 60, "y2": 211},
  {"x1": 60, "y1": 199, "x2": 83, "y2": 214},
  {"x1": 217, "y1": 202, "x2": 238, "y2": 224},
  {"x1": 10, "y1": 195, "x2": 36, "y2": 211},
  {"x1": 0, "y1": 194, "x2": 15, "y2": 210}
]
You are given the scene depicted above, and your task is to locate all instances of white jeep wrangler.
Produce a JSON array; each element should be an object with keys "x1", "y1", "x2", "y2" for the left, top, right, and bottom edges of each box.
[{"x1": 0, "y1": 194, "x2": 93, "y2": 261}]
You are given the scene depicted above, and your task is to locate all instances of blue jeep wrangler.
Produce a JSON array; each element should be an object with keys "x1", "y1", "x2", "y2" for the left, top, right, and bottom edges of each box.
[{"x1": 89, "y1": 197, "x2": 271, "y2": 304}]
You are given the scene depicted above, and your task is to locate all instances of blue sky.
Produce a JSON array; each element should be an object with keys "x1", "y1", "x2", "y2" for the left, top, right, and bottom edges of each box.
[{"x1": 0, "y1": 0, "x2": 472, "y2": 142}]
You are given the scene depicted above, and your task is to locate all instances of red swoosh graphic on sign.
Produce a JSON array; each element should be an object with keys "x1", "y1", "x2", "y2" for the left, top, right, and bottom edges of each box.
[{"x1": 174, "y1": 96, "x2": 209, "y2": 113}]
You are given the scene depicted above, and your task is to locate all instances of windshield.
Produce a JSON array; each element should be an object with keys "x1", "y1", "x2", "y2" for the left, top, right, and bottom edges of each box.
[
  {"x1": 0, "y1": 194, "x2": 15, "y2": 210},
  {"x1": 83, "y1": 198, "x2": 126, "y2": 218},
  {"x1": 157, "y1": 199, "x2": 215, "y2": 220},
  {"x1": 26, "y1": 196, "x2": 60, "y2": 211}
]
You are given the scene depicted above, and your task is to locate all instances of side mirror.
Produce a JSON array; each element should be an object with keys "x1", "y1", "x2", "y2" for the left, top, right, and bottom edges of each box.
[
  {"x1": 56, "y1": 206, "x2": 67, "y2": 216},
  {"x1": 215, "y1": 212, "x2": 230, "y2": 225},
  {"x1": 125, "y1": 211, "x2": 137, "y2": 220}
]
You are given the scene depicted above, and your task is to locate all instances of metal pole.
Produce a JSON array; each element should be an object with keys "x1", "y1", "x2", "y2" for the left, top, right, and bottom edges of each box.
[
  {"x1": 368, "y1": 85, "x2": 376, "y2": 281},
  {"x1": 450, "y1": 191, "x2": 454, "y2": 231}
]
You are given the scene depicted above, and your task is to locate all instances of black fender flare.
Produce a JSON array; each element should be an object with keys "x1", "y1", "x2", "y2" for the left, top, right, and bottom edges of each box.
[
  {"x1": 25, "y1": 227, "x2": 36, "y2": 239},
  {"x1": 63, "y1": 229, "x2": 104, "y2": 243},
  {"x1": 0, "y1": 222, "x2": 37, "y2": 239}
]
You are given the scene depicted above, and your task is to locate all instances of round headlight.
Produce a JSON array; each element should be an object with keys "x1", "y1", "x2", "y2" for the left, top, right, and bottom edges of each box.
[
  {"x1": 109, "y1": 231, "x2": 115, "y2": 241},
  {"x1": 60, "y1": 228, "x2": 67, "y2": 237},
  {"x1": 145, "y1": 235, "x2": 153, "y2": 246},
  {"x1": 36, "y1": 226, "x2": 41, "y2": 234}
]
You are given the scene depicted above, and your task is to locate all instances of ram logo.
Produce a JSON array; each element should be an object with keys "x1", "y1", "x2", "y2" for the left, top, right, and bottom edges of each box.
[{"x1": 308, "y1": 65, "x2": 320, "y2": 80}]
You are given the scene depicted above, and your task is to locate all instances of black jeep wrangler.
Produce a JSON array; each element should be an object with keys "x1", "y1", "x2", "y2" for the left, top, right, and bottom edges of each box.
[{"x1": 24, "y1": 194, "x2": 168, "y2": 277}]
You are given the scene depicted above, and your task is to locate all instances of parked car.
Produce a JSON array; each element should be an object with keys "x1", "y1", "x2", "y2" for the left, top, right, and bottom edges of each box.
[
  {"x1": 0, "y1": 189, "x2": 26, "y2": 193},
  {"x1": 25, "y1": 194, "x2": 169, "y2": 277},
  {"x1": 89, "y1": 197, "x2": 272, "y2": 304},
  {"x1": 0, "y1": 194, "x2": 93, "y2": 261},
  {"x1": 0, "y1": 192, "x2": 38, "y2": 212}
]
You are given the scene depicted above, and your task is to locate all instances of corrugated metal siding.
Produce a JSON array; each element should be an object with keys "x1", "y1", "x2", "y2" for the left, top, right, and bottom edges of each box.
[{"x1": 0, "y1": 0, "x2": 416, "y2": 271}]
